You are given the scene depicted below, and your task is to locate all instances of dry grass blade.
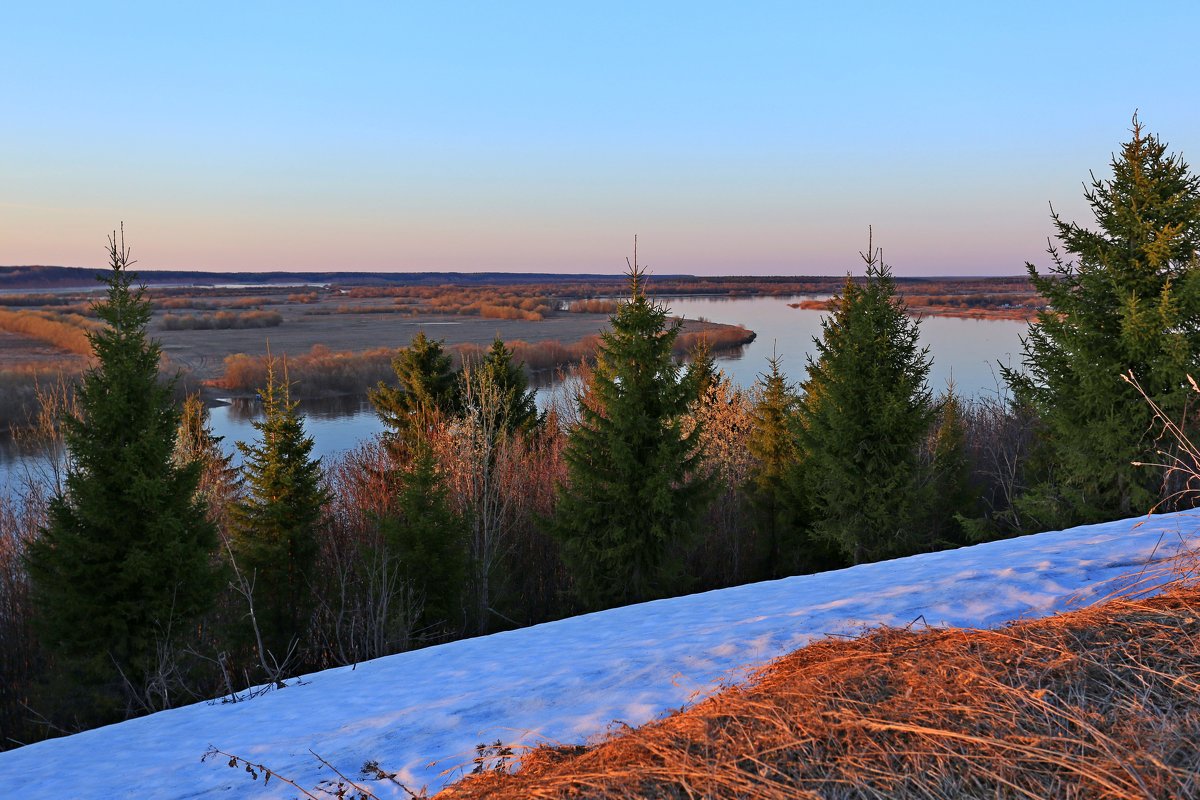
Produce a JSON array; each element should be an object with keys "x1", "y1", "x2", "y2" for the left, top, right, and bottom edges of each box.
[{"x1": 437, "y1": 570, "x2": 1200, "y2": 799}]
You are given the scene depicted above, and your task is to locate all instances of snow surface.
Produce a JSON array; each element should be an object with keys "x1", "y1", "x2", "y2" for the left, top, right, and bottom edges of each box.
[{"x1": 3, "y1": 511, "x2": 1197, "y2": 799}]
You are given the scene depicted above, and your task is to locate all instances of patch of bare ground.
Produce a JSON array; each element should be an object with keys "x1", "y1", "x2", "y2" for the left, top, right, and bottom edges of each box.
[
  {"x1": 440, "y1": 551, "x2": 1200, "y2": 799},
  {"x1": 0, "y1": 330, "x2": 88, "y2": 370}
]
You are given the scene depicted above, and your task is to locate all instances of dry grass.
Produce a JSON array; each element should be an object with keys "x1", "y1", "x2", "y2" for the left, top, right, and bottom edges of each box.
[
  {"x1": 0, "y1": 309, "x2": 99, "y2": 356},
  {"x1": 789, "y1": 290, "x2": 1045, "y2": 322},
  {"x1": 441, "y1": 549, "x2": 1200, "y2": 799},
  {"x1": 160, "y1": 310, "x2": 283, "y2": 330},
  {"x1": 211, "y1": 319, "x2": 753, "y2": 396},
  {"x1": 566, "y1": 299, "x2": 620, "y2": 314}
]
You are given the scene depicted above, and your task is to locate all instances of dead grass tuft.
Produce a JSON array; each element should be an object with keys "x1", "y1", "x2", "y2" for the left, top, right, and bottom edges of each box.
[{"x1": 440, "y1": 546, "x2": 1200, "y2": 799}]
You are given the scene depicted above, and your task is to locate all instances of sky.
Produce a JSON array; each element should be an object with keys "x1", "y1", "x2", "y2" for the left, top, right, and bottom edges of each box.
[{"x1": 2, "y1": 2, "x2": 1198, "y2": 276}]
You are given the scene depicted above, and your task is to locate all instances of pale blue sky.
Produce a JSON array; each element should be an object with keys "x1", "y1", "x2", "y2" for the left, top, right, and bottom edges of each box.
[{"x1": 2, "y1": 2, "x2": 1197, "y2": 275}]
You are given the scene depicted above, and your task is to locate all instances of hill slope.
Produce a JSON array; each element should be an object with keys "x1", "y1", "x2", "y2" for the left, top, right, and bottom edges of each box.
[{"x1": 1, "y1": 512, "x2": 1196, "y2": 799}]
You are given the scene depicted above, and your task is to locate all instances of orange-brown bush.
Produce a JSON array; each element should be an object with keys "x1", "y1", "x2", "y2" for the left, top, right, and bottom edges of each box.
[
  {"x1": 217, "y1": 345, "x2": 399, "y2": 396},
  {"x1": 215, "y1": 340, "x2": 603, "y2": 396},
  {"x1": 228, "y1": 296, "x2": 270, "y2": 309},
  {"x1": 442, "y1": 564, "x2": 1200, "y2": 799},
  {"x1": 675, "y1": 324, "x2": 755, "y2": 354},
  {"x1": 212, "y1": 321, "x2": 752, "y2": 399},
  {"x1": 160, "y1": 310, "x2": 283, "y2": 330},
  {"x1": 788, "y1": 283, "x2": 1046, "y2": 321},
  {"x1": 154, "y1": 297, "x2": 219, "y2": 311},
  {"x1": 565, "y1": 299, "x2": 619, "y2": 314}
]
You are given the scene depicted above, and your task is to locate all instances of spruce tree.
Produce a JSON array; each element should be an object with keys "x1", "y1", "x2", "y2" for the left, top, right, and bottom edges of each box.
[
  {"x1": 370, "y1": 332, "x2": 459, "y2": 452},
  {"x1": 1007, "y1": 117, "x2": 1200, "y2": 528},
  {"x1": 550, "y1": 257, "x2": 713, "y2": 609},
  {"x1": 796, "y1": 236, "x2": 935, "y2": 564},
  {"x1": 230, "y1": 356, "x2": 328, "y2": 659},
  {"x1": 381, "y1": 444, "x2": 467, "y2": 637},
  {"x1": 477, "y1": 336, "x2": 539, "y2": 435},
  {"x1": 26, "y1": 229, "x2": 218, "y2": 711},
  {"x1": 746, "y1": 353, "x2": 804, "y2": 576},
  {"x1": 924, "y1": 390, "x2": 974, "y2": 546}
]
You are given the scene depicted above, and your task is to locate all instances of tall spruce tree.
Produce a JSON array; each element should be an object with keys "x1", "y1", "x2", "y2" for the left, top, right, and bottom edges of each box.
[
  {"x1": 796, "y1": 235, "x2": 936, "y2": 564},
  {"x1": 1007, "y1": 117, "x2": 1200, "y2": 528},
  {"x1": 26, "y1": 229, "x2": 218, "y2": 711},
  {"x1": 231, "y1": 356, "x2": 329, "y2": 659},
  {"x1": 551, "y1": 255, "x2": 713, "y2": 609},
  {"x1": 370, "y1": 332, "x2": 459, "y2": 452}
]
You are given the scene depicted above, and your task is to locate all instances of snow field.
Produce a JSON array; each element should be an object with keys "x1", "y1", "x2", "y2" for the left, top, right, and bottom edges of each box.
[{"x1": 1, "y1": 510, "x2": 1196, "y2": 799}]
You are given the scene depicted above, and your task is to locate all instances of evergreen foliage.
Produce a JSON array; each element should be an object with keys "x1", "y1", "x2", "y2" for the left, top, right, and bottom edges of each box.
[
  {"x1": 477, "y1": 336, "x2": 539, "y2": 435},
  {"x1": 381, "y1": 445, "x2": 468, "y2": 637},
  {"x1": 746, "y1": 353, "x2": 804, "y2": 576},
  {"x1": 1007, "y1": 117, "x2": 1200, "y2": 528},
  {"x1": 550, "y1": 256, "x2": 714, "y2": 609},
  {"x1": 925, "y1": 391, "x2": 974, "y2": 546},
  {"x1": 370, "y1": 332, "x2": 459, "y2": 451},
  {"x1": 25, "y1": 230, "x2": 218, "y2": 710},
  {"x1": 796, "y1": 236, "x2": 936, "y2": 564},
  {"x1": 231, "y1": 356, "x2": 329, "y2": 657},
  {"x1": 686, "y1": 340, "x2": 718, "y2": 402}
]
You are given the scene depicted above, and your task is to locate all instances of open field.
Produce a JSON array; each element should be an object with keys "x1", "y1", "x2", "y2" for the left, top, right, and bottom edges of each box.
[{"x1": 155, "y1": 303, "x2": 618, "y2": 383}]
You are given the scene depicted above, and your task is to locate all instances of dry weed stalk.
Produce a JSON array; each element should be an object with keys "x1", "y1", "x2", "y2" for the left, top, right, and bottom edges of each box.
[{"x1": 1122, "y1": 370, "x2": 1200, "y2": 513}]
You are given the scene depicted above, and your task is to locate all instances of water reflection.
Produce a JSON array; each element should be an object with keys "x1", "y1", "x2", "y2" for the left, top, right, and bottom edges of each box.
[{"x1": 207, "y1": 396, "x2": 385, "y2": 467}]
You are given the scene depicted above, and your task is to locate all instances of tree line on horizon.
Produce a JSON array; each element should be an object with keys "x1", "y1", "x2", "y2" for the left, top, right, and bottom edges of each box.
[{"x1": 1, "y1": 117, "x2": 1198, "y2": 747}]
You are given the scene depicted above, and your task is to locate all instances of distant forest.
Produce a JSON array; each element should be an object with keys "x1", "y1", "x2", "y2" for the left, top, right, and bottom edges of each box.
[{"x1": 1, "y1": 264, "x2": 1028, "y2": 293}]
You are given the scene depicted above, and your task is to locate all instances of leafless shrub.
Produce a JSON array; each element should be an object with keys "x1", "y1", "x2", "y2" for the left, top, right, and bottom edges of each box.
[
  {"x1": 957, "y1": 389, "x2": 1039, "y2": 538},
  {"x1": 565, "y1": 299, "x2": 619, "y2": 314},
  {"x1": 0, "y1": 481, "x2": 49, "y2": 749},
  {"x1": 160, "y1": 310, "x2": 283, "y2": 330},
  {"x1": 1124, "y1": 371, "x2": 1200, "y2": 513},
  {"x1": 314, "y1": 441, "x2": 421, "y2": 666},
  {"x1": 682, "y1": 373, "x2": 758, "y2": 588}
]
